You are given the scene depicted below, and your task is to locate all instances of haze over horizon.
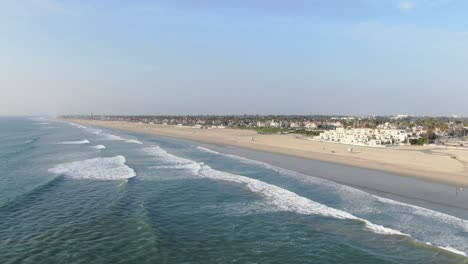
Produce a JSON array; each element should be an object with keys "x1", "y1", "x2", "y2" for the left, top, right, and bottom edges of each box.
[{"x1": 1, "y1": 0, "x2": 467, "y2": 116}]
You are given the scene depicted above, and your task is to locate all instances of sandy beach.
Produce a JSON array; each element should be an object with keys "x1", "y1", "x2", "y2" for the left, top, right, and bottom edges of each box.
[{"x1": 67, "y1": 119, "x2": 468, "y2": 186}]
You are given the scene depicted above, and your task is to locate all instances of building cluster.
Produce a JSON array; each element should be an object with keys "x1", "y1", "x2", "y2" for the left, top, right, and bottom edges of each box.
[
  {"x1": 312, "y1": 128, "x2": 417, "y2": 146},
  {"x1": 82, "y1": 115, "x2": 340, "y2": 130},
  {"x1": 66, "y1": 114, "x2": 468, "y2": 146}
]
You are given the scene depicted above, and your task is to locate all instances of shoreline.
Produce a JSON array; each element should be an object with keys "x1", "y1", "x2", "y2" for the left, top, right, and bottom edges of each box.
[
  {"x1": 66, "y1": 119, "x2": 468, "y2": 187},
  {"x1": 200, "y1": 144, "x2": 468, "y2": 219}
]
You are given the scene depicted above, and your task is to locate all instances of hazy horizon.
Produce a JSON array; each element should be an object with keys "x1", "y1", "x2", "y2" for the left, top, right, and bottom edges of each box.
[
  {"x1": 1, "y1": 0, "x2": 468, "y2": 116},
  {"x1": 3, "y1": 114, "x2": 467, "y2": 119}
]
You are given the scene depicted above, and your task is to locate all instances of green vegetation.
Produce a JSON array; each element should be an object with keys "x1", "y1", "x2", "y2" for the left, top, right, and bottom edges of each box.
[
  {"x1": 237, "y1": 127, "x2": 292, "y2": 134},
  {"x1": 409, "y1": 138, "x2": 428, "y2": 145},
  {"x1": 409, "y1": 130, "x2": 437, "y2": 145},
  {"x1": 237, "y1": 126, "x2": 322, "y2": 136},
  {"x1": 293, "y1": 130, "x2": 323, "y2": 136}
]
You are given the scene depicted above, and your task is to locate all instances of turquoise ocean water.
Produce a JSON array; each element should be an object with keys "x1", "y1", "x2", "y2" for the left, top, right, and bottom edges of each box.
[{"x1": 0, "y1": 117, "x2": 467, "y2": 263}]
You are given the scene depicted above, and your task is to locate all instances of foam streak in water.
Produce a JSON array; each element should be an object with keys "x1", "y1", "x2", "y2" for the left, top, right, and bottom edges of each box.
[
  {"x1": 92, "y1": 145, "x2": 106, "y2": 150},
  {"x1": 66, "y1": 122, "x2": 87, "y2": 129},
  {"x1": 125, "y1": 139, "x2": 143, "y2": 144},
  {"x1": 58, "y1": 140, "x2": 90, "y2": 145},
  {"x1": 102, "y1": 134, "x2": 126, "y2": 141}
]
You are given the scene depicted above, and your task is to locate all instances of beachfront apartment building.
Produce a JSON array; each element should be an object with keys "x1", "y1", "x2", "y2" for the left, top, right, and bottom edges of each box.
[
  {"x1": 313, "y1": 128, "x2": 411, "y2": 146},
  {"x1": 255, "y1": 120, "x2": 320, "y2": 130}
]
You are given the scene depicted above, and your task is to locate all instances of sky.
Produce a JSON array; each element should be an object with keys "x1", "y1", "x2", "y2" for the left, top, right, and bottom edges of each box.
[{"x1": 1, "y1": 0, "x2": 467, "y2": 116}]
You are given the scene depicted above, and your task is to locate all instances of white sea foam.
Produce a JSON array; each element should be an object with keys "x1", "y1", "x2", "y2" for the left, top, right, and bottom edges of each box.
[
  {"x1": 198, "y1": 165, "x2": 406, "y2": 236},
  {"x1": 102, "y1": 134, "x2": 127, "y2": 141},
  {"x1": 195, "y1": 146, "x2": 468, "y2": 256},
  {"x1": 63, "y1": 123, "x2": 142, "y2": 145},
  {"x1": 86, "y1": 128, "x2": 102, "y2": 135},
  {"x1": 100, "y1": 133, "x2": 143, "y2": 144},
  {"x1": 438, "y1": 246, "x2": 467, "y2": 257},
  {"x1": 143, "y1": 146, "x2": 201, "y2": 172},
  {"x1": 197, "y1": 146, "x2": 280, "y2": 172},
  {"x1": 67, "y1": 122, "x2": 101, "y2": 135},
  {"x1": 147, "y1": 146, "x2": 405, "y2": 236},
  {"x1": 49, "y1": 155, "x2": 135, "y2": 180},
  {"x1": 197, "y1": 146, "x2": 220, "y2": 155},
  {"x1": 125, "y1": 139, "x2": 143, "y2": 144},
  {"x1": 92, "y1": 145, "x2": 106, "y2": 150},
  {"x1": 150, "y1": 145, "x2": 468, "y2": 255},
  {"x1": 67, "y1": 122, "x2": 87, "y2": 129},
  {"x1": 58, "y1": 139, "x2": 90, "y2": 145}
]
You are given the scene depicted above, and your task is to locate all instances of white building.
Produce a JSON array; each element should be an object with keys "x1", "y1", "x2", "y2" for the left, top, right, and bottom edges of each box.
[
  {"x1": 289, "y1": 122, "x2": 302, "y2": 128},
  {"x1": 269, "y1": 120, "x2": 280, "y2": 128},
  {"x1": 304, "y1": 122, "x2": 318, "y2": 130},
  {"x1": 313, "y1": 128, "x2": 411, "y2": 147},
  {"x1": 256, "y1": 121, "x2": 267, "y2": 127}
]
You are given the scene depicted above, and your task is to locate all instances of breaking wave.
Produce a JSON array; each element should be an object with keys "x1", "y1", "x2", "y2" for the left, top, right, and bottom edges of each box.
[
  {"x1": 125, "y1": 139, "x2": 143, "y2": 144},
  {"x1": 62, "y1": 121, "x2": 143, "y2": 145},
  {"x1": 197, "y1": 146, "x2": 280, "y2": 172},
  {"x1": 49, "y1": 156, "x2": 136, "y2": 180},
  {"x1": 196, "y1": 146, "x2": 468, "y2": 257},
  {"x1": 101, "y1": 133, "x2": 142, "y2": 145},
  {"x1": 143, "y1": 146, "x2": 201, "y2": 172},
  {"x1": 92, "y1": 145, "x2": 106, "y2": 150},
  {"x1": 102, "y1": 134, "x2": 127, "y2": 141},
  {"x1": 145, "y1": 146, "x2": 406, "y2": 236},
  {"x1": 439, "y1": 246, "x2": 467, "y2": 257},
  {"x1": 58, "y1": 140, "x2": 90, "y2": 145},
  {"x1": 67, "y1": 122, "x2": 87, "y2": 129},
  {"x1": 85, "y1": 128, "x2": 102, "y2": 135},
  {"x1": 198, "y1": 164, "x2": 407, "y2": 236}
]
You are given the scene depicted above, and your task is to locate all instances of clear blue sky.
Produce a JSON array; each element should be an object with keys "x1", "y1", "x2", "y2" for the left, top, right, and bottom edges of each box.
[{"x1": 1, "y1": 0, "x2": 467, "y2": 116}]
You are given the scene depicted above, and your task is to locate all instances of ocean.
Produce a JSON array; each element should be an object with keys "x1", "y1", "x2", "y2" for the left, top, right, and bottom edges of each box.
[{"x1": 0, "y1": 117, "x2": 467, "y2": 263}]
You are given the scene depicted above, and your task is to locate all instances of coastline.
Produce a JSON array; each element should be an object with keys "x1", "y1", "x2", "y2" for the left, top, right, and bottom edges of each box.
[
  {"x1": 65, "y1": 119, "x2": 468, "y2": 187},
  {"x1": 201, "y1": 144, "x2": 468, "y2": 219}
]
